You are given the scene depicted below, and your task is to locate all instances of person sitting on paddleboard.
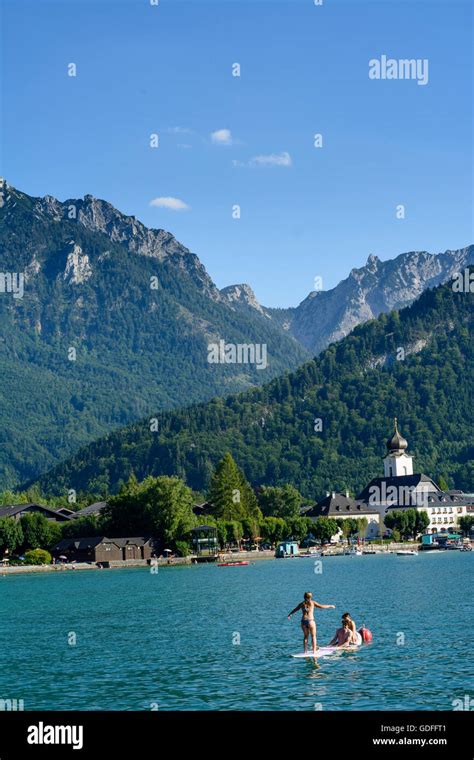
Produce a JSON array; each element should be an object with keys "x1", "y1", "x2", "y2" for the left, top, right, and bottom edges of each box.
[
  {"x1": 342, "y1": 612, "x2": 361, "y2": 645},
  {"x1": 328, "y1": 618, "x2": 354, "y2": 648},
  {"x1": 288, "y1": 592, "x2": 336, "y2": 654}
]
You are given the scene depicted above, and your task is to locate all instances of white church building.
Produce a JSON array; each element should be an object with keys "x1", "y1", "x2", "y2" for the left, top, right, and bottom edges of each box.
[
  {"x1": 307, "y1": 419, "x2": 473, "y2": 539},
  {"x1": 357, "y1": 419, "x2": 473, "y2": 535}
]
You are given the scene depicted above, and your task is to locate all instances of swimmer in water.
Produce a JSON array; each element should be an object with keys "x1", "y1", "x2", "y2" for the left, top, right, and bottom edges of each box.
[
  {"x1": 329, "y1": 618, "x2": 354, "y2": 648},
  {"x1": 341, "y1": 612, "x2": 361, "y2": 645}
]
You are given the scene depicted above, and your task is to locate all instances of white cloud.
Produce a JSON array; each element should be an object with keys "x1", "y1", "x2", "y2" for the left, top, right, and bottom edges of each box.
[
  {"x1": 251, "y1": 151, "x2": 292, "y2": 167},
  {"x1": 149, "y1": 197, "x2": 190, "y2": 211},
  {"x1": 232, "y1": 151, "x2": 292, "y2": 168},
  {"x1": 211, "y1": 128, "x2": 233, "y2": 145},
  {"x1": 166, "y1": 126, "x2": 193, "y2": 135}
]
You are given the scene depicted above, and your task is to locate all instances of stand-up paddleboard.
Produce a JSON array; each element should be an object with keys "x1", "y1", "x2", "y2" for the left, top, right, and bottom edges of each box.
[
  {"x1": 291, "y1": 645, "x2": 360, "y2": 658},
  {"x1": 292, "y1": 646, "x2": 338, "y2": 658}
]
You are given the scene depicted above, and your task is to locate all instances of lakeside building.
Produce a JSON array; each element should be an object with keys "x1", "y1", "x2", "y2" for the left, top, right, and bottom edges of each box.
[
  {"x1": 304, "y1": 493, "x2": 380, "y2": 540},
  {"x1": 275, "y1": 540, "x2": 299, "y2": 557},
  {"x1": 52, "y1": 536, "x2": 157, "y2": 563},
  {"x1": 307, "y1": 420, "x2": 474, "y2": 539},
  {"x1": 190, "y1": 525, "x2": 218, "y2": 561},
  {"x1": 358, "y1": 419, "x2": 473, "y2": 534},
  {"x1": 71, "y1": 501, "x2": 107, "y2": 519},
  {"x1": 0, "y1": 503, "x2": 71, "y2": 522}
]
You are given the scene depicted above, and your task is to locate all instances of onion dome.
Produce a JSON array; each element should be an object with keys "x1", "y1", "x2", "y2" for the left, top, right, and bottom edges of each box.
[{"x1": 386, "y1": 418, "x2": 408, "y2": 452}]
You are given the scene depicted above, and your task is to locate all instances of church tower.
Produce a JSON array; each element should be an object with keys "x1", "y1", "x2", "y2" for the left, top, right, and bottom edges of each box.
[{"x1": 383, "y1": 418, "x2": 413, "y2": 478}]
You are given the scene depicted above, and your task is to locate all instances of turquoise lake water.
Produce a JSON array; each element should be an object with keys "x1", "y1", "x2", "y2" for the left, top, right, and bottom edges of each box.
[{"x1": 0, "y1": 552, "x2": 472, "y2": 711}]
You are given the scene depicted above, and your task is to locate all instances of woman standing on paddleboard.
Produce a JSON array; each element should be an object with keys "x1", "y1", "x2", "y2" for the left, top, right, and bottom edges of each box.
[{"x1": 288, "y1": 592, "x2": 336, "y2": 655}]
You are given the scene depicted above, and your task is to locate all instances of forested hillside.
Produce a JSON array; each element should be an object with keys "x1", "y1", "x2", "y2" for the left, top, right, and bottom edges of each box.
[
  {"x1": 0, "y1": 184, "x2": 307, "y2": 488},
  {"x1": 30, "y1": 276, "x2": 473, "y2": 499}
]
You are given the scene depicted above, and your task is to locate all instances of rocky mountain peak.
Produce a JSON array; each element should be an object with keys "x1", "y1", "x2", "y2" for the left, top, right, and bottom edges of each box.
[
  {"x1": 288, "y1": 245, "x2": 473, "y2": 354},
  {"x1": 14, "y1": 183, "x2": 224, "y2": 302},
  {"x1": 220, "y1": 283, "x2": 267, "y2": 315},
  {"x1": 366, "y1": 253, "x2": 380, "y2": 271}
]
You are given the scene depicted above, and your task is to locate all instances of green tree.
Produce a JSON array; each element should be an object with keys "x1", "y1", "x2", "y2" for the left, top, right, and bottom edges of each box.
[
  {"x1": 284, "y1": 516, "x2": 312, "y2": 543},
  {"x1": 144, "y1": 477, "x2": 196, "y2": 546},
  {"x1": 208, "y1": 453, "x2": 260, "y2": 521},
  {"x1": 61, "y1": 515, "x2": 102, "y2": 539},
  {"x1": 117, "y1": 473, "x2": 141, "y2": 497},
  {"x1": 257, "y1": 484, "x2": 303, "y2": 519},
  {"x1": 223, "y1": 520, "x2": 243, "y2": 548},
  {"x1": 24, "y1": 548, "x2": 52, "y2": 565},
  {"x1": 104, "y1": 475, "x2": 196, "y2": 550},
  {"x1": 241, "y1": 517, "x2": 259, "y2": 541},
  {"x1": 311, "y1": 517, "x2": 339, "y2": 545},
  {"x1": 45, "y1": 521, "x2": 62, "y2": 550},
  {"x1": 20, "y1": 513, "x2": 60, "y2": 551},
  {"x1": 260, "y1": 516, "x2": 286, "y2": 545},
  {"x1": 175, "y1": 540, "x2": 190, "y2": 557},
  {"x1": 384, "y1": 511, "x2": 400, "y2": 537},
  {"x1": 0, "y1": 490, "x2": 29, "y2": 506},
  {"x1": 239, "y1": 478, "x2": 261, "y2": 521},
  {"x1": 100, "y1": 493, "x2": 146, "y2": 536},
  {"x1": 339, "y1": 519, "x2": 353, "y2": 541},
  {"x1": 208, "y1": 453, "x2": 246, "y2": 520},
  {"x1": 414, "y1": 510, "x2": 430, "y2": 537},
  {"x1": 356, "y1": 517, "x2": 368, "y2": 538},
  {"x1": 459, "y1": 516, "x2": 474, "y2": 536},
  {"x1": 0, "y1": 518, "x2": 23, "y2": 554},
  {"x1": 385, "y1": 509, "x2": 422, "y2": 540},
  {"x1": 405, "y1": 509, "x2": 417, "y2": 539},
  {"x1": 345, "y1": 518, "x2": 360, "y2": 538},
  {"x1": 216, "y1": 520, "x2": 228, "y2": 549}
]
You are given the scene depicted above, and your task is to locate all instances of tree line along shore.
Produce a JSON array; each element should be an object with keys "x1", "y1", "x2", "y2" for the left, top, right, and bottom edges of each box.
[{"x1": 1, "y1": 452, "x2": 473, "y2": 567}]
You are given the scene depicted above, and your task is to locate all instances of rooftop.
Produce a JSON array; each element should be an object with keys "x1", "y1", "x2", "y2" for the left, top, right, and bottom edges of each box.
[
  {"x1": 357, "y1": 474, "x2": 440, "y2": 501},
  {"x1": 0, "y1": 503, "x2": 72, "y2": 521},
  {"x1": 72, "y1": 501, "x2": 107, "y2": 518},
  {"x1": 306, "y1": 493, "x2": 379, "y2": 518}
]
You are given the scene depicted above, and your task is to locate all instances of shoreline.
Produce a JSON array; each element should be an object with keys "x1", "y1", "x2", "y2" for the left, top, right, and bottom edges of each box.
[
  {"x1": 0, "y1": 549, "x2": 277, "y2": 576},
  {"x1": 1, "y1": 542, "x2": 468, "y2": 577}
]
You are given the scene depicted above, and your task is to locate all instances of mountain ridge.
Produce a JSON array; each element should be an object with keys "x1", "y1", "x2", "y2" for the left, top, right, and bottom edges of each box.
[
  {"x1": 0, "y1": 182, "x2": 308, "y2": 489},
  {"x1": 1, "y1": 180, "x2": 472, "y2": 492},
  {"x1": 223, "y1": 246, "x2": 473, "y2": 352},
  {"x1": 27, "y1": 275, "x2": 473, "y2": 500}
]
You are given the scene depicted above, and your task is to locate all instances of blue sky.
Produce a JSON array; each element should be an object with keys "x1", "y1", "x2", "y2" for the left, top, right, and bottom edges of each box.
[{"x1": 2, "y1": 0, "x2": 472, "y2": 307}]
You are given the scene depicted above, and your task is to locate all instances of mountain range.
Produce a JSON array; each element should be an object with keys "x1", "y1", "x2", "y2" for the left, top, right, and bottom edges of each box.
[
  {"x1": 223, "y1": 247, "x2": 473, "y2": 354},
  {"x1": 0, "y1": 183, "x2": 307, "y2": 489},
  {"x1": 29, "y1": 275, "x2": 473, "y2": 499},
  {"x1": 0, "y1": 180, "x2": 472, "y2": 491}
]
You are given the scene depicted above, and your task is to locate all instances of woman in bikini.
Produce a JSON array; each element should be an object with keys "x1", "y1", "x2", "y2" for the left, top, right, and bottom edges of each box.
[{"x1": 288, "y1": 591, "x2": 336, "y2": 654}]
